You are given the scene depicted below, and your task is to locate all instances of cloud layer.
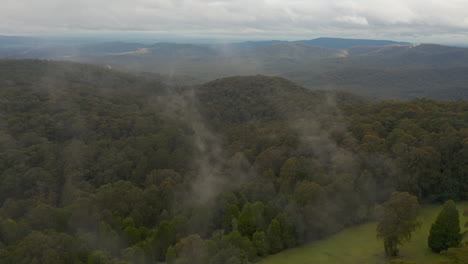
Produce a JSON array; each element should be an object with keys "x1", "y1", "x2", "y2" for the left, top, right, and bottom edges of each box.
[{"x1": 3, "y1": 0, "x2": 468, "y2": 42}]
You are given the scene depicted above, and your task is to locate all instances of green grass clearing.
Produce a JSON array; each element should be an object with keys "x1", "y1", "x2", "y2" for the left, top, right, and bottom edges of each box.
[{"x1": 259, "y1": 201, "x2": 468, "y2": 264}]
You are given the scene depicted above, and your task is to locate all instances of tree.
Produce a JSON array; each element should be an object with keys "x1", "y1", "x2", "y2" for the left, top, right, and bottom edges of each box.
[
  {"x1": 151, "y1": 220, "x2": 177, "y2": 261},
  {"x1": 293, "y1": 182, "x2": 325, "y2": 206},
  {"x1": 464, "y1": 208, "x2": 468, "y2": 228},
  {"x1": 276, "y1": 214, "x2": 296, "y2": 248},
  {"x1": 173, "y1": 234, "x2": 206, "y2": 264},
  {"x1": 377, "y1": 192, "x2": 420, "y2": 256},
  {"x1": 165, "y1": 246, "x2": 176, "y2": 264},
  {"x1": 279, "y1": 157, "x2": 304, "y2": 193},
  {"x1": 238, "y1": 203, "x2": 256, "y2": 238},
  {"x1": 252, "y1": 231, "x2": 269, "y2": 256},
  {"x1": 267, "y1": 219, "x2": 283, "y2": 254},
  {"x1": 223, "y1": 204, "x2": 240, "y2": 233},
  {"x1": 428, "y1": 200, "x2": 462, "y2": 253},
  {"x1": 88, "y1": 250, "x2": 111, "y2": 264},
  {"x1": 221, "y1": 231, "x2": 256, "y2": 261},
  {"x1": 122, "y1": 246, "x2": 146, "y2": 264},
  {"x1": 0, "y1": 231, "x2": 87, "y2": 264}
]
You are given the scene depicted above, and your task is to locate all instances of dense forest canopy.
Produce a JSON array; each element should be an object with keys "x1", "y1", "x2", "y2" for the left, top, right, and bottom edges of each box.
[{"x1": 0, "y1": 60, "x2": 466, "y2": 263}]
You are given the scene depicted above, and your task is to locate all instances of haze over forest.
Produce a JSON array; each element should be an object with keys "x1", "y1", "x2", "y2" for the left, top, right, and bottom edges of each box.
[{"x1": 0, "y1": 1, "x2": 467, "y2": 264}]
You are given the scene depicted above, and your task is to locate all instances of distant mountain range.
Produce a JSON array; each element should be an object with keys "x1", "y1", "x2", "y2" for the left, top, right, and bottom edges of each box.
[
  {"x1": 1, "y1": 36, "x2": 467, "y2": 100},
  {"x1": 294, "y1": 37, "x2": 411, "y2": 49}
]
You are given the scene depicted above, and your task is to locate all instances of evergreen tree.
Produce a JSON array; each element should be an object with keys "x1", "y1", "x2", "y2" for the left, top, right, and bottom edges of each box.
[{"x1": 428, "y1": 200, "x2": 462, "y2": 253}]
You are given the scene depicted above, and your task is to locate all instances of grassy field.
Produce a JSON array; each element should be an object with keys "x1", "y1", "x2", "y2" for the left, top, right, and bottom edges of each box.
[{"x1": 259, "y1": 202, "x2": 468, "y2": 264}]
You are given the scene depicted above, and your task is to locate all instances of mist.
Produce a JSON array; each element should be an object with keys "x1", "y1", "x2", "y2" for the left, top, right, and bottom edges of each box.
[{"x1": 1, "y1": 0, "x2": 467, "y2": 263}]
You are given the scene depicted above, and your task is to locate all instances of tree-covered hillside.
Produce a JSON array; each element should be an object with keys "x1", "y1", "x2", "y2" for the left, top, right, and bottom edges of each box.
[
  {"x1": 3, "y1": 39, "x2": 468, "y2": 100},
  {"x1": 0, "y1": 60, "x2": 466, "y2": 263}
]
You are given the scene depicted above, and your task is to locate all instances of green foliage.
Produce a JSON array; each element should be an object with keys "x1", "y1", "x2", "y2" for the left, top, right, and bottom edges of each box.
[
  {"x1": 238, "y1": 203, "x2": 257, "y2": 238},
  {"x1": 253, "y1": 231, "x2": 270, "y2": 256},
  {"x1": 123, "y1": 226, "x2": 142, "y2": 246},
  {"x1": 440, "y1": 245, "x2": 468, "y2": 264},
  {"x1": 173, "y1": 234, "x2": 206, "y2": 264},
  {"x1": 428, "y1": 201, "x2": 462, "y2": 252},
  {"x1": 222, "y1": 231, "x2": 257, "y2": 261},
  {"x1": 293, "y1": 182, "x2": 325, "y2": 206},
  {"x1": 122, "y1": 246, "x2": 146, "y2": 264},
  {"x1": 0, "y1": 231, "x2": 87, "y2": 264},
  {"x1": 238, "y1": 202, "x2": 267, "y2": 238},
  {"x1": 151, "y1": 220, "x2": 177, "y2": 261},
  {"x1": 267, "y1": 219, "x2": 284, "y2": 254},
  {"x1": 278, "y1": 157, "x2": 307, "y2": 193},
  {"x1": 259, "y1": 203, "x2": 468, "y2": 264},
  {"x1": 166, "y1": 245, "x2": 177, "y2": 264},
  {"x1": 377, "y1": 192, "x2": 421, "y2": 256},
  {"x1": 390, "y1": 260, "x2": 416, "y2": 264},
  {"x1": 0, "y1": 61, "x2": 466, "y2": 264},
  {"x1": 276, "y1": 214, "x2": 296, "y2": 249},
  {"x1": 0, "y1": 218, "x2": 30, "y2": 245},
  {"x1": 223, "y1": 204, "x2": 240, "y2": 233},
  {"x1": 87, "y1": 250, "x2": 111, "y2": 264}
]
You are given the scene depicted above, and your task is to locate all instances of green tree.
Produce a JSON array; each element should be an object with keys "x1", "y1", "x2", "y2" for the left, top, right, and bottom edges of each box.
[
  {"x1": 238, "y1": 203, "x2": 256, "y2": 238},
  {"x1": 223, "y1": 204, "x2": 240, "y2": 233},
  {"x1": 0, "y1": 231, "x2": 87, "y2": 264},
  {"x1": 88, "y1": 250, "x2": 111, "y2": 264},
  {"x1": 173, "y1": 234, "x2": 206, "y2": 264},
  {"x1": 428, "y1": 200, "x2": 462, "y2": 252},
  {"x1": 123, "y1": 226, "x2": 142, "y2": 246},
  {"x1": 276, "y1": 214, "x2": 296, "y2": 248},
  {"x1": 222, "y1": 231, "x2": 256, "y2": 262},
  {"x1": 377, "y1": 192, "x2": 420, "y2": 256},
  {"x1": 165, "y1": 245, "x2": 176, "y2": 264},
  {"x1": 279, "y1": 157, "x2": 304, "y2": 193},
  {"x1": 151, "y1": 220, "x2": 177, "y2": 261},
  {"x1": 0, "y1": 218, "x2": 30, "y2": 245},
  {"x1": 464, "y1": 208, "x2": 468, "y2": 228},
  {"x1": 267, "y1": 219, "x2": 283, "y2": 254},
  {"x1": 122, "y1": 246, "x2": 146, "y2": 264},
  {"x1": 293, "y1": 182, "x2": 325, "y2": 206},
  {"x1": 252, "y1": 231, "x2": 269, "y2": 256}
]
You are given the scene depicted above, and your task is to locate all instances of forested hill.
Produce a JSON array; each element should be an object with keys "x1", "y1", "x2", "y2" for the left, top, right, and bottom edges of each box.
[
  {"x1": 0, "y1": 59, "x2": 168, "y2": 93},
  {"x1": 294, "y1": 37, "x2": 411, "y2": 49},
  {"x1": 195, "y1": 75, "x2": 367, "y2": 142},
  {"x1": 0, "y1": 60, "x2": 466, "y2": 264},
  {"x1": 196, "y1": 75, "x2": 331, "y2": 126},
  {"x1": 3, "y1": 39, "x2": 468, "y2": 100}
]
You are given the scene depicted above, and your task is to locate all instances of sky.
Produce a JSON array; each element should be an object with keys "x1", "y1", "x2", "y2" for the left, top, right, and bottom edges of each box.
[{"x1": 3, "y1": 0, "x2": 468, "y2": 44}]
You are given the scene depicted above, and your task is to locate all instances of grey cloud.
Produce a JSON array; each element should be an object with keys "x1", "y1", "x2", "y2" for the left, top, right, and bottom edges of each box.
[{"x1": 2, "y1": 0, "x2": 468, "y2": 43}]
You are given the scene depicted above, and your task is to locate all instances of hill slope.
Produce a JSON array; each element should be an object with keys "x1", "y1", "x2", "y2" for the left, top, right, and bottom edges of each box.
[
  {"x1": 0, "y1": 60, "x2": 466, "y2": 264},
  {"x1": 2, "y1": 38, "x2": 468, "y2": 100},
  {"x1": 259, "y1": 202, "x2": 468, "y2": 264}
]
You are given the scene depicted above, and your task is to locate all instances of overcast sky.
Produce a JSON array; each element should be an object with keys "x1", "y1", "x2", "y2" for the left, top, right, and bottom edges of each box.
[{"x1": 3, "y1": 0, "x2": 468, "y2": 44}]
